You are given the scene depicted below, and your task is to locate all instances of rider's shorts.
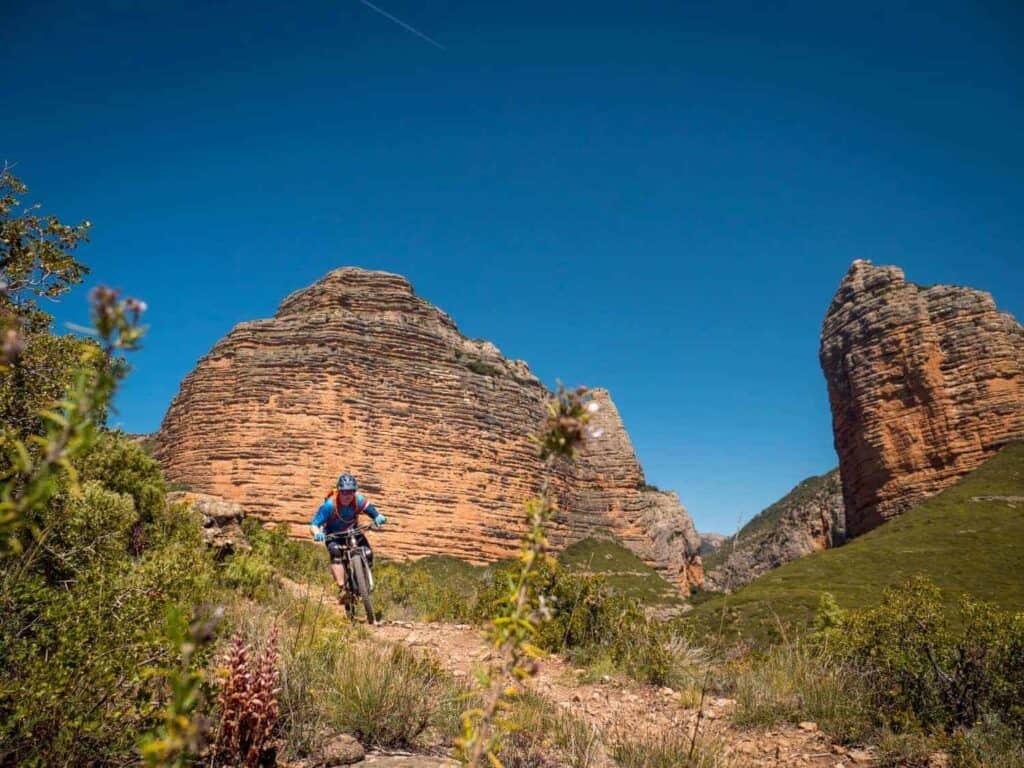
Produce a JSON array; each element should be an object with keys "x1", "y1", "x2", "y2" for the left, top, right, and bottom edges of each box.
[{"x1": 326, "y1": 530, "x2": 373, "y2": 567}]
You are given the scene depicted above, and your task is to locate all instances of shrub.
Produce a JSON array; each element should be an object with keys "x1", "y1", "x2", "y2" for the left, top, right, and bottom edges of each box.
[
  {"x1": 948, "y1": 716, "x2": 1024, "y2": 768},
  {"x1": 466, "y1": 359, "x2": 501, "y2": 377},
  {"x1": 0, "y1": 503, "x2": 217, "y2": 765},
  {"x1": 474, "y1": 562, "x2": 693, "y2": 687},
  {"x1": 835, "y1": 576, "x2": 1024, "y2": 735},
  {"x1": 222, "y1": 551, "x2": 278, "y2": 599},
  {"x1": 76, "y1": 430, "x2": 167, "y2": 523},
  {"x1": 373, "y1": 560, "x2": 477, "y2": 622},
  {"x1": 241, "y1": 519, "x2": 327, "y2": 585},
  {"x1": 38, "y1": 481, "x2": 137, "y2": 579}
]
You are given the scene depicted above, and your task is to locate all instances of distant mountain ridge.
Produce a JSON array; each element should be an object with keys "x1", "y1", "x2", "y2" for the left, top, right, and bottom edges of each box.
[
  {"x1": 702, "y1": 469, "x2": 844, "y2": 591},
  {"x1": 690, "y1": 442, "x2": 1024, "y2": 641}
]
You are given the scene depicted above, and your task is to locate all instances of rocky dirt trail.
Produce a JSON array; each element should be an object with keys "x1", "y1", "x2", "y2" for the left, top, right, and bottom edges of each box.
[
  {"x1": 372, "y1": 620, "x2": 874, "y2": 768},
  {"x1": 280, "y1": 578, "x2": 874, "y2": 767}
]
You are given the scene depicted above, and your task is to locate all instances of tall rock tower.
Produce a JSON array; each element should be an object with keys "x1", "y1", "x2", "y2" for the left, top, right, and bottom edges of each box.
[
  {"x1": 155, "y1": 268, "x2": 703, "y2": 592},
  {"x1": 819, "y1": 260, "x2": 1024, "y2": 537}
]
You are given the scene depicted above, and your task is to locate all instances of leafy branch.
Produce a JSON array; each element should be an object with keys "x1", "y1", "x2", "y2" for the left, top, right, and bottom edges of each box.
[{"x1": 0, "y1": 286, "x2": 147, "y2": 555}]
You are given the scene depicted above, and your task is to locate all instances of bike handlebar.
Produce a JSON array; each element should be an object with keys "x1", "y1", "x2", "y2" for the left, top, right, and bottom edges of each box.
[{"x1": 324, "y1": 524, "x2": 375, "y2": 540}]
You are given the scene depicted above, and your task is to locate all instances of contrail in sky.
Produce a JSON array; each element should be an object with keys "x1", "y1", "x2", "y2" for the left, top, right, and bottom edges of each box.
[{"x1": 355, "y1": 0, "x2": 446, "y2": 50}]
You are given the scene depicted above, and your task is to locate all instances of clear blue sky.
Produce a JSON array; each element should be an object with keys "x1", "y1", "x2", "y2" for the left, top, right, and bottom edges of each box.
[{"x1": 4, "y1": 0, "x2": 1021, "y2": 535}]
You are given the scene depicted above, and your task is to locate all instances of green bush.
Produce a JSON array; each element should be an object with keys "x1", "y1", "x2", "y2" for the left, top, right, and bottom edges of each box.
[
  {"x1": 76, "y1": 431, "x2": 167, "y2": 523},
  {"x1": 241, "y1": 518, "x2": 327, "y2": 585},
  {"x1": 473, "y1": 562, "x2": 692, "y2": 687},
  {"x1": 835, "y1": 576, "x2": 1024, "y2": 735},
  {"x1": 0, "y1": 503, "x2": 216, "y2": 765},
  {"x1": 222, "y1": 551, "x2": 278, "y2": 598},
  {"x1": 374, "y1": 561, "x2": 477, "y2": 621},
  {"x1": 39, "y1": 481, "x2": 137, "y2": 579}
]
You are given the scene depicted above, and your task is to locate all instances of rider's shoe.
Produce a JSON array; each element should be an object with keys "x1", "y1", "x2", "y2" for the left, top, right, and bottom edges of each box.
[{"x1": 337, "y1": 588, "x2": 353, "y2": 607}]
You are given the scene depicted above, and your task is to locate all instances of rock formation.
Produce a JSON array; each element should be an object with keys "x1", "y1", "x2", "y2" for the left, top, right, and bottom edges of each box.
[
  {"x1": 820, "y1": 260, "x2": 1024, "y2": 537},
  {"x1": 703, "y1": 469, "x2": 844, "y2": 591},
  {"x1": 167, "y1": 491, "x2": 250, "y2": 559},
  {"x1": 155, "y1": 268, "x2": 702, "y2": 592},
  {"x1": 698, "y1": 533, "x2": 727, "y2": 557}
]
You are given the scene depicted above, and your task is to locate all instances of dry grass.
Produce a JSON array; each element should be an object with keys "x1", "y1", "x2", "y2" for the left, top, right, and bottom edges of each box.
[
  {"x1": 609, "y1": 727, "x2": 736, "y2": 768},
  {"x1": 728, "y1": 642, "x2": 872, "y2": 744}
]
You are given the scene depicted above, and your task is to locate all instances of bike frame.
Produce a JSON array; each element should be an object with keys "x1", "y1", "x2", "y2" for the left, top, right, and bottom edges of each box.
[{"x1": 325, "y1": 523, "x2": 376, "y2": 622}]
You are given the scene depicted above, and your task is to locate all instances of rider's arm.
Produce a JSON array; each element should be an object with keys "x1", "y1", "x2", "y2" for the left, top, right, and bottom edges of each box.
[
  {"x1": 362, "y1": 500, "x2": 386, "y2": 526},
  {"x1": 310, "y1": 499, "x2": 333, "y2": 536}
]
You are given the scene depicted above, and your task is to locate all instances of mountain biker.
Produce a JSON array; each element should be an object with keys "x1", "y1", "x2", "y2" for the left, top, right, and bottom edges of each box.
[{"x1": 309, "y1": 472, "x2": 386, "y2": 599}]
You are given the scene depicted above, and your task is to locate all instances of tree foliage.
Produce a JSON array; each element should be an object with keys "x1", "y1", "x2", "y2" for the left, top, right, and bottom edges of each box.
[{"x1": 1, "y1": 164, "x2": 90, "y2": 318}]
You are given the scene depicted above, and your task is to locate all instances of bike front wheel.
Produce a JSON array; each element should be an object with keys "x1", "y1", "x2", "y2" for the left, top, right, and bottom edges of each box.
[{"x1": 351, "y1": 554, "x2": 376, "y2": 625}]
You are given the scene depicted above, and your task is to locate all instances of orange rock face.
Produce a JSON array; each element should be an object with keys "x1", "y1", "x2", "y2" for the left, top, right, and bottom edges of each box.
[
  {"x1": 155, "y1": 268, "x2": 702, "y2": 592},
  {"x1": 819, "y1": 260, "x2": 1024, "y2": 537}
]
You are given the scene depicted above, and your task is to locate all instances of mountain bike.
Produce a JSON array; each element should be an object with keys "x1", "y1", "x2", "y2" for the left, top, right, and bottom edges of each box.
[{"x1": 326, "y1": 524, "x2": 377, "y2": 624}]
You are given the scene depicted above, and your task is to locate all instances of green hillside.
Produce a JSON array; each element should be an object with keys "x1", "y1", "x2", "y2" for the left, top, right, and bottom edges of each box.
[
  {"x1": 376, "y1": 536, "x2": 684, "y2": 609},
  {"x1": 687, "y1": 442, "x2": 1024, "y2": 642},
  {"x1": 702, "y1": 468, "x2": 839, "y2": 572},
  {"x1": 557, "y1": 537, "x2": 685, "y2": 606}
]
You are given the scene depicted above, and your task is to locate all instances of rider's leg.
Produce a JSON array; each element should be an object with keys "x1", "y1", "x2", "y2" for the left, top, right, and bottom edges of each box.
[
  {"x1": 326, "y1": 541, "x2": 348, "y2": 589},
  {"x1": 329, "y1": 562, "x2": 347, "y2": 588}
]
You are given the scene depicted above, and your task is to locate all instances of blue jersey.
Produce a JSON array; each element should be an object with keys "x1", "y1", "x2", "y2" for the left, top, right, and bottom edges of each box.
[{"x1": 311, "y1": 492, "x2": 379, "y2": 533}]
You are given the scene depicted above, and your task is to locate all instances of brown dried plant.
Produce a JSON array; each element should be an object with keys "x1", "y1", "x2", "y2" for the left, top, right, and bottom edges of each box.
[{"x1": 212, "y1": 627, "x2": 281, "y2": 767}]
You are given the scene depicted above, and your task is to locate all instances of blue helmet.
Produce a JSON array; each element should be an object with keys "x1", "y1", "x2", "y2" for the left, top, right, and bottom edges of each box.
[{"x1": 337, "y1": 473, "x2": 358, "y2": 491}]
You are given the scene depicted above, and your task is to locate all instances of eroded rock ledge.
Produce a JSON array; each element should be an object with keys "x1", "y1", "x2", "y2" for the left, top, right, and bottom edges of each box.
[
  {"x1": 155, "y1": 268, "x2": 702, "y2": 592},
  {"x1": 819, "y1": 260, "x2": 1024, "y2": 537}
]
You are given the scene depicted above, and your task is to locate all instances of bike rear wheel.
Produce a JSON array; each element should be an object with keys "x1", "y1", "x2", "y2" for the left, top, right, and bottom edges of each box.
[{"x1": 352, "y1": 554, "x2": 375, "y2": 625}]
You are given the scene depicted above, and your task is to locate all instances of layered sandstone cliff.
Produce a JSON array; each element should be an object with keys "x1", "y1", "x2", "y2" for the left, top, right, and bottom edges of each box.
[
  {"x1": 155, "y1": 268, "x2": 702, "y2": 592},
  {"x1": 703, "y1": 469, "x2": 844, "y2": 591},
  {"x1": 820, "y1": 261, "x2": 1024, "y2": 537}
]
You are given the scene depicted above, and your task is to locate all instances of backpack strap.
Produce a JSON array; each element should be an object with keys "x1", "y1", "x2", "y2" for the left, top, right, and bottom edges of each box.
[{"x1": 327, "y1": 490, "x2": 367, "y2": 524}]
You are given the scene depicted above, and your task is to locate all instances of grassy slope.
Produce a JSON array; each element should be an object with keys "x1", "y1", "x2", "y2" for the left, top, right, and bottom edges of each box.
[
  {"x1": 687, "y1": 442, "x2": 1024, "y2": 642},
  {"x1": 702, "y1": 468, "x2": 838, "y2": 573},
  {"x1": 376, "y1": 537, "x2": 684, "y2": 608},
  {"x1": 558, "y1": 537, "x2": 685, "y2": 606}
]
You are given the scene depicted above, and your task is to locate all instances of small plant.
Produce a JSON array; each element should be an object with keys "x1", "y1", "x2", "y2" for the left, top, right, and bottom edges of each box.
[
  {"x1": 139, "y1": 606, "x2": 223, "y2": 768},
  {"x1": 466, "y1": 359, "x2": 501, "y2": 377},
  {"x1": 728, "y1": 642, "x2": 872, "y2": 743},
  {"x1": 457, "y1": 385, "x2": 598, "y2": 767},
  {"x1": 327, "y1": 642, "x2": 452, "y2": 748},
  {"x1": 212, "y1": 628, "x2": 281, "y2": 768}
]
